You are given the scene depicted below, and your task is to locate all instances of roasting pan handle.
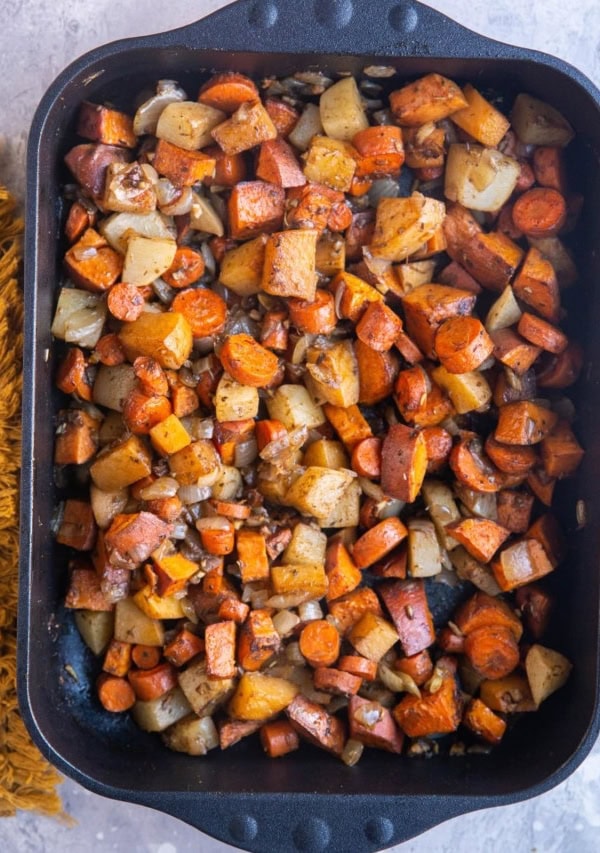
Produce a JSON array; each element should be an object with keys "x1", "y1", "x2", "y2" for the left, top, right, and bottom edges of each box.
[
  {"x1": 153, "y1": 790, "x2": 469, "y2": 852},
  {"x1": 170, "y1": 0, "x2": 521, "y2": 60}
]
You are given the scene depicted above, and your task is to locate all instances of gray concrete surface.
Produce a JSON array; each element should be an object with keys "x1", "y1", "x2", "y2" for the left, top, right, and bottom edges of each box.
[{"x1": 2, "y1": 0, "x2": 600, "y2": 850}]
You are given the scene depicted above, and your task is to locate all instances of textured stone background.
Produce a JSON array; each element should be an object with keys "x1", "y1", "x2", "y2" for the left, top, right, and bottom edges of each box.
[{"x1": 2, "y1": 0, "x2": 600, "y2": 851}]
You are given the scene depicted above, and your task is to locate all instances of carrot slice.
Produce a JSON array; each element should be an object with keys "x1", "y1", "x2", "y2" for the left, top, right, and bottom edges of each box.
[
  {"x1": 122, "y1": 389, "x2": 172, "y2": 434},
  {"x1": 394, "y1": 649, "x2": 433, "y2": 686},
  {"x1": 314, "y1": 667, "x2": 362, "y2": 696},
  {"x1": 133, "y1": 356, "x2": 169, "y2": 396},
  {"x1": 260, "y1": 720, "x2": 300, "y2": 758},
  {"x1": 162, "y1": 247, "x2": 205, "y2": 289},
  {"x1": 351, "y1": 436, "x2": 382, "y2": 478},
  {"x1": 463, "y1": 698, "x2": 506, "y2": 744},
  {"x1": 512, "y1": 187, "x2": 567, "y2": 237},
  {"x1": 198, "y1": 71, "x2": 259, "y2": 113},
  {"x1": 299, "y1": 620, "x2": 341, "y2": 668},
  {"x1": 288, "y1": 289, "x2": 337, "y2": 335},
  {"x1": 517, "y1": 312, "x2": 568, "y2": 355},
  {"x1": 128, "y1": 662, "x2": 177, "y2": 701},
  {"x1": 94, "y1": 333, "x2": 126, "y2": 366},
  {"x1": 97, "y1": 674, "x2": 136, "y2": 713},
  {"x1": 219, "y1": 333, "x2": 280, "y2": 388},
  {"x1": 444, "y1": 517, "x2": 510, "y2": 563},
  {"x1": 532, "y1": 147, "x2": 567, "y2": 194},
  {"x1": 107, "y1": 283, "x2": 146, "y2": 322},
  {"x1": 355, "y1": 300, "x2": 403, "y2": 352},
  {"x1": 434, "y1": 316, "x2": 494, "y2": 374},
  {"x1": 131, "y1": 644, "x2": 161, "y2": 670},
  {"x1": 338, "y1": 654, "x2": 378, "y2": 681},
  {"x1": 56, "y1": 347, "x2": 93, "y2": 401},
  {"x1": 464, "y1": 625, "x2": 520, "y2": 679},
  {"x1": 484, "y1": 434, "x2": 537, "y2": 475},
  {"x1": 171, "y1": 288, "x2": 227, "y2": 338}
]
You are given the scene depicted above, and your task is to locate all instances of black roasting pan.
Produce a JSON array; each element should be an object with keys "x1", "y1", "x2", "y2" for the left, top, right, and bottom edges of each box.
[{"x1": 18, "y1": 1, "x2": 600, "y2": 850}]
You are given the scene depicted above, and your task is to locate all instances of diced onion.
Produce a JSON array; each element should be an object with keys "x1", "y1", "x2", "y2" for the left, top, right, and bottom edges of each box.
[
  {"x1": 171, "y1": 521, "x2": 188, "y2": 539},
  {"x1": 378, "y1": 662, "x2": 421, "y2": 697},
  {"x1": 272, "y1": 609, "x2": 301, "y2": 637},
  {"x1": 234, "y1": 438, "x2": 258, "y2": 468},
  {"x1": 353, "y1": 701, "x2": 383, "y2": 729},
  {"x1": 177, "y1": 484, "x2": 212, "y2": 504},
  {"x1": 298, "y1": 600, "x2": 323, "y2": 622},
  {"x1": 342, "y1": 738, "x2": 364, "y2": 767},
  {"x1": 139, "y1": 477, "x2": 179, "y2": 500}
]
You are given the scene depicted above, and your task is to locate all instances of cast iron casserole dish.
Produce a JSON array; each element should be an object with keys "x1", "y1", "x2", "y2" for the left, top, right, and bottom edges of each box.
[{"x1": 18, "y1": 0, "x2": 600, "y2": 850}]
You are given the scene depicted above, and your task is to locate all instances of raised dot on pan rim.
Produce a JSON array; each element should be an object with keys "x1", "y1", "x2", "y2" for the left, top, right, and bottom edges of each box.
[
  {"x1": 292, "y1": 817, "x2": 331, "y2": 851},
  {"x1": 248, "y1": 0, "x2": 278, "y2": 27},
  {"x1": 314, "y1": 0, "x2": 354, "y2": 28},
  {"x1": 388, "y1": 2, "x2": 419, "y2": 32},
  {"x1": 364, "y1": 816, "x2": 394, "y2": 845},
  {"x1": 228, "y1": 814, "x2": 258, "y2": 843}
]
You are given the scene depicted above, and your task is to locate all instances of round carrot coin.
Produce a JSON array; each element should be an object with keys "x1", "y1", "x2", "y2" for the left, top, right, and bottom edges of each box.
[
  {"x1": 171, "y1": 287, "x2": 227, "y2": 338},
  {"x1": 107, "y1": 283, "x2": 146, "y2": 322},
  {"x1": 219, "y1": 333, "x2": 280, "y2": 387},
  {"x1": 299, "y1": 620, "x2": 341, "y2": 668},
  {"x1": 512, "y1": 187, "x2": 567, "y2": 237},
  {"x1": 162, "y1": 247, "x2": 205, "y2": 289}
]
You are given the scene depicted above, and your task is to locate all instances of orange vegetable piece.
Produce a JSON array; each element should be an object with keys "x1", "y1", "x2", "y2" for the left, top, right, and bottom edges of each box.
[
  {"x1": 380, "y1": 423, "x2": 427, "y2": 502},
  {"x1": 107, "y1": 283, "x2": 145, "y2": 322},
  {"x1": 540, "y1": 420, "x2": 584, "y2": 478},
  {"x1": 122, "y1": 389, "x2": 171, "y2": 435},
  {"x1": 526, "y1": 513, "x2": 566, "y2": 568},
  {"x1": 171, "y1": 287, "x2": 226, "y2": 338},
  {"x1": 286, "y1": 694, "x2": 346, "y2": 756},
  {"x1": 537, "y1": 342, "x2": 583, "y2": 389},
  {"x1": 255, "y1": 418, "x2": 287, "y2": 452},
  {"x1": 512, "y1": 187, "x2": 567, "y2": 237},
  {"x1": 463, "y1": 698, "x2": 507, "y2": 744},
  {"x1": 131, "y1": 644, "x2": 161, "y2": 670},
  {"x1": 264, "y1": 98, "x2": 300, "y2": 137},
  {"x1": 527, "y1": 467, "x2": 556, "y2": 507},
  {"x1": 338, "y1": 654, "x2": 378, "y2": 682},
  {"x1": 378, "y1": 579, "x2": 435, "y2": 657},
  {"x1": 484, "y1": 435, "x2": 537, "y2": 476},
  {"x1": 103, "y1": 511, "x2": 170, "y2": 570},
  {"x1": 355, "y1": 300, "x2": 403, "y2": 352},
  {"x1": 219, "y1": 719, "x2": 262, "y2": 749},
  {"x1": 202, "y1": 145, "x2": 247, "y2": 187},
  {"x1": 64, "y1": 228, "x2": 122, "y2": 293},
  {"x1": 162, "y1": 247, "x2": 205, "y2": 289},
  {"x1": 464, "y1": 625, "x2": 520, "y2": 680},
  {"x1": 393, "y1": 329, "x2": 424, "y2": 365},
  {"x1": 219, "y1": 333, "x2": 280, "y2": 388},
  {"x1": 515, "y1": 584, "x2": 554, "y2": 640},
  {"x1": 314, "y1": 667, "x2": 362, "y2": 697},
  {"x1": 352, "y1": 125, "x2": 404, "y2": 177},
  {"x1": 288, "y1": 289, "x2": 336, "y2": 335},
  {"x1": 54, "y1": 409, "x2": 99, "y2": 466},
  {"x1": 56, "y1": 347, "x2": 93, "y2": 401},
  {"x1": 491, "y1": 328, "x2": 542, "y2": 376},
  {"x1": 198, "y1": 71, "x2": 259, "y2": 113},
  {"x1": 355, "y1": 339, "x2": 399, "y2": 406},
  {"x1": 65, "y1": 199, "x2": 95, "y2": 243},
  {"x1": 146, "y1": 496, "x2": 183, "y2": 523},
  {"x1": 228, "y1": 180, "x2": 285, "y2": 239},
  {"x1": 256, "y1": 137, "x2": 306, "y2": 188},
  {"x1": 56, "y1": 500, "x2": 97, "y2": 552},
  {"x1": 133, "y1": 356, "x2": 169, "y2": 396},
  {"x1": 205, "y1": 620, "x2": 237, "y2": 679},
  {"x1": 479, "y1": 674, "x2": 536, "y2": 713},
  {"x1": 171, "y1": 384, "x2": 199, "y2": 417},
  {"x1": 495, "y1": 401, "x2": 558, "y2": 446},
  {"x1": 237, "y1": 609, "x2": 281, "y2": 671},
  {"x1": 325, "y1": 541, "x2": 362, "y2": 603},
  {"x1": 532, "y1": 147, "x2": 567, "y2": 193},
  {"x1": 436, "y1": 627, "x2": 465, "y2": 654},
  {"x1": 389, "y1": 73, "x2": 467, "y2": 126},
  {"x1": 328, "y1": 587, "x2": 382, "y2": 637},
  {"x1": 323, "y1": 403, "x2": 372, "y2": 449},
  {"x1": 64, "y1": 560, "x2": 112, "y2": 610},
  {"x1": 128, "y1": 662, "x2": 177, "y2": 701},
  {"x1": 351, "y1": 436, "x2": 382, "y2": 479},
  {"x1": 492, "y1": 539, "x2": 554, "y2": 591},
  {"x1": 370, "y1": 547, "x2": 408, "y2": 579},
  {"x1": 444, "y1": 518, "x2": 510, "y2": 563},
  {"x1": 260, "y1": 720, "x2": 300, "y2": 758},
  {"x1": 401, "y1": 284, "x2": 476, "y2": 359},
  {"x1": 299, "y1": 620, "x2": 340, "y2": 668},
  {"x1": 94, "y1": 333, "x2": 126, "y2": 366},
  {"x1": 450, "y1": 433, "x2": 504, "y2": 493},
  {"x1": 77, "y1": 101, "x2": 136, "y2": 148},
  {"x1": 218, "y1": 597, "x2": 250, "y2": 624},
  {"x1": 164, "y1": 629, "x2": 205, "y2": 667},
  {"x1": 394, "y1": 649, "x2": 433, "y2": 687},
  {"x1": 352, "y1": 518, "x2": 408, "y2": 570},
  {"x1": 454, "y1": 591, "x2": 523, "y2": 641},
  {"x1": 208, "y1": 499, "x2": 252, "y2": 520},
  {"x1": 102, "y1": 640, "x2": 132, "y2": 677},
  {"x1": 438, "y1": 260, "x2": 482, "y2": 294},
  {"x1": 260, "y1": 310, "x2": 289, "y2": 352},
  {"x1": 153, "y1": 138, "x2": 216, "y2": 186},
  {"x1": 97, "y1": 674, "x2": 136, "y2": 713},
  {"x1": 422, "y1": 426, "x2": 452, "y2": 473},
  {"x1": 517, "y1": 312, "x2": 568, "y2": 355},
  {"x1": 330, "y1": 270, "x2": 382, "y2": 322},
  {"x1": 393, "y1": 674, "x2": 462, "y2": 737},
  {"x1": 512, "y1": 247, "x2": 560, "y2": 322},
  {"x1": 434, "y1": 316, "x2": 494, "y2": 374},
  {"x1": 197, "y1": 517, "x2": 236, "y2": 556},
  {"x1": 497, "y1": 489, "x2": 534, "y2": 533}
]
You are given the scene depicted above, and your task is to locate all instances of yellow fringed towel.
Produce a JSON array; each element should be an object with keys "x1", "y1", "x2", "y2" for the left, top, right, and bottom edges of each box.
[{"x1": 0, "y1": 188, "x2": 64, "y2": 817}]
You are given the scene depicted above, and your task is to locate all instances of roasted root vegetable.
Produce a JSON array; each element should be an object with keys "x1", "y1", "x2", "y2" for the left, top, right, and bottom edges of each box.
[{"x1": 55, "y1": 66, "x2": 579, "y2": 765}]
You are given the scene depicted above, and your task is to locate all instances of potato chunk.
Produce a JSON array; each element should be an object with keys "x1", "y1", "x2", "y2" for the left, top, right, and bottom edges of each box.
[
  {"x1": 370, "y1": 193, "x2": 446, "y2": 262},
  {"x1": 229, "y1": 672, "x2": 298, "y2": 721},
  {"x1": 284, "y1": 466, "x2": 356, "y2": 517},
  {"x1": 319, "y1": 76, "x2": 369, "y2": 141},
  {"x1": 119, "y1": 311, "x2": 193, "y2": 369},
  {"x1": 262, "y1": 229, "x2": 318, "y2": 301}
]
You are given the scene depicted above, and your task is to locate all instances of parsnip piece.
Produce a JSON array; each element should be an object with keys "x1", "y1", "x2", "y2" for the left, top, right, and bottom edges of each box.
[
  {"x1": 445, "y1": 144, "x2": 520, "y2": 212},
  {"x1": 421, "y1": 479, "x2": 461, "y2": 550},
  {"x1": 525, "y1": 644, "x2": 572, "y2": 706},
  {"x1": 156, "y1": 101, "x2": 226, "y2": 150},
  {"x1": 370, "y1": 193, "x2": 446, "y2": 261},
  {"x1": 407, "y1": 518, "x2": 442, "y2": 577},
  {"x1": 267, "y1": 384, "x2": 326, "y2": 430},
  {"x1": 122, "y1": 235, "x2": 177, "y2": 285},
  {"x1": 319, "y1": 76, "x2": 369, "y2": 141}
]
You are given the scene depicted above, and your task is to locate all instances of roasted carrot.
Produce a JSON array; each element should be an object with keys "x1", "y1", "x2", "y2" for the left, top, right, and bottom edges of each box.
[
  {"x1": 260, "y1": 720, "x2": 300, "y2": 758},
  {"x1": 107, "y1": 283, "x2": 146, "y2": 322},
  {"x1": 325, "y1": 541, "x2": 362, "y2": 602},
  {"x1": 527, "y1": 467, "x2": 556, "y2": 507},
  {"x1": 218, "y1": 333, "x2": 280, "y2": 388},
  {"x1": 103, "y1": 511, "x2": 170, "y2": 570},
  {"x1": 394, "y1": 649, "x2": 433, "y2": 686},
  {"x1": 434, "y1": 316, "x2": 494, "y2": 374},
  {"x1": 370, "y1": 547, "x2": 408, "y2": 579},
  {"x1": 163, "y1": 628, "x2": 205, "y2": 667},
  {"x1": 198, "y1": 71, "x2": 259, "y2": 112},
  {"x1": 219, "y1": 719, "x2": 262, "y2": 749},
  {"x1": 401, "y1": 284, "x2": 476, "y2": 359},
  {"x1": 260, "y1": 310, "x2": 289, "y2": 351},
  {"x1": 484, "y1": 434, "x2": 537, "y2": 475},
  {"x1": 56, "y1": 347, "x2": 93, "y2": 401},
  {"x1": 237, "y1": 609, "x2": 281, "y2": 671},
  {"x1": 380, "y1": 423, "x2": 427, "y2": 502},
  {"x1": 128, "y1": 662, "x2": 177, "y2": 701},
  {"x1": 491, "y1": 328, "x2": 542, "y2": 376},
  {"x1": 351, "y1": 436, "x2": 382, "y2": 479},
  {"x1": 162, "y1": 247, "x2": 205, "y2": 289},
  {"x1": 517, "y1": 312, "x2": 568, "y2": 355},
  {"x1": 57, "y1": 500, "x2": 97, "y2": 551},
  {"x1": 512, "y1": 187, "x2": 567, "y2": 237},
  {"x1": 445, "y1": 517, "x2": 510, "y2": 563},
  {"x1": 393, "y1": 328, "x2": 425, "y2": 365},
  {"x1": 171, "y1": 383, "x2": 199, "y2": 417},
  {"x1": 537, "y1": 341, "x2": 583, "y2": 389},
  {"x1": 299, "y1": 620, "x2": 341, "y2": 668},
  {"x1": 145, "y1": 495, "x2": 182, "y2": 523},
  {"x1": 236, "y1": 529, "x2": 269, "y2": 583},
  {"x1": 228, "y1": 180, "x2": 285, "y2": 239},
  {"x1": 496, "y1": 204, "x2": 523, "y2": 241},
  {"x1": 122, "y1": 389, "x2": 172, "y2": 434},
  {"x1": 54, "y1": 409, "x2": 99, "y2": 466},
  {"x1": 348, "y1": 696, "x2": 404, "y2": 753},
  {"x1": 153, "y1": 138, "x2": 216, "y2": 186},
  {"x1": 352, "y1": 518, "x2": 408, "y2": 570},
  {"x1": 464, "y1": 625, "x2": 520, "y2": 680},
  {"x1": 355, "y1": 339, "x2": 399, "y2": 406},
  {"x1": 422, "y1": 426, "x2": 453, "y2": 473},
  {"x1": 389, "y1": 73, "x2": 467, "y2": 125},
  {"x1": 338, "y1": 654, "x2": 378, "y2": 682},
  {"x1": 65, "y1": 560, "x2": 112, "y2": 610},
  {"x1": 378, "y1": 579, "x2": 435, "y2": 657},
  {"x1": 65, "y1": 200, "x2": 95, "y2": 243},
  {"x1": 526, "y1": 513, "x2": 566, "y2": 568},
  {"x1": 202, "y1": 145, "x2": 247, "y2": 188},
  {"x1": 355, "y1": 300, "x2": 403, "y2": 352},
  {"x1": 264, "y1": 97, "x2": 300, "y2": 137},
  {"x1": 436, "y1": 626, "x2": 465, "y2": 654},
  {"x1": 450, "y1": 433, "x2": 504, "y2": 493},
  {"x1": 463, "y1": 698, "x2": 507, "y2": 744},
  {"x1": 208, "y1": 498, "x2": 252, "y2": 520},
  {"x1": 454, "y1": 592, "x2": 523, "y2": 640},
  {"x1": 288, "y1": 289, "x2": 337, "y2": 335},
  {"x1": 479, "y1": 674, "x2": 536, "y2": 713},
  {"x1": 94, "y1": 333, "x2": 126, "y2": 366},
  {"x1": 255, "y1": 419, "x2": 288, "y2": 452},
  {"x1": 205, "y1": 620, "x2": 237, "y2": 679},
  {"x1": 314, "y1": 667, "x2": 362, "y2": 697},
  {"x1": 133, "y1": 356, "x2": 169, "y2": 396},
  {"x1": 171, "y1": 287, "x2": 227, "y2": 338},
  {"x1": 352, "y1": 125, "x2": 404, "y2": 177},
  {"x1": 330, "y1": 270, "x2": 382, "y2": 322},
  {"x1": 218, "y1": 596, "x2": 250, "y2": 624},
  {"x1": 97, "y1": 674, "x2": 136, "y2": 713},
  {"x1": 131, "y1": 644, "x2": 161, "y2": 670},
  {"x1": 323, "y1": 403, "x2": 372, "y2": 448},
  {"x1": 532, "y1": 147, "x2": 567, "y2": 193},
  {"x1": 393, "y1": 674, "x2": 462, "y2": 737},
  {"x1": 197, "y1": 516, "x2": 236, "y2": 555},
  {"x1": 102, "y1": 640, "x2": 132, "y2": 677}
]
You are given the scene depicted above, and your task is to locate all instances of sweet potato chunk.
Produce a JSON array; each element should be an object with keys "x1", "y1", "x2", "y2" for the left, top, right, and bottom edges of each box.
[
  {"x1": 256, "y1": 137, "x2": 306, "y2": 188},
  {"x1": 393, "y1": 674, "x2": 462, "y2": 736},
  {"x1": 444, "y1": 518, "x2": 510, "y2": 563},
  {"x1": 104, "y1": 511, "x2": 170, "y2": 570},
  {"x1": 56, "y1": 500, "x2": 97, "y2": 551},
  {"x1": 381, "y1": 423, "x2": 427, "y2": 502},
  {"x1": 262, "y1": 229, "x2": 318, "y2": 300},
  {"x1": 212, "y1": 100, "x2": 277, "y2": 155},
  {"x1": 65, "y1": 143, "x2": 131, "y2": 200},
  {"x1": 229, "y1": 672, "x2": 297, "y2": 722},
  {"x1": 153, "y1": 138, "x2": 216, "y2": 186},
  {"x1": 54, "y1": 409, "x2": 99, "y2": 465},
  {"x1": 495, "y1": 401, "x2": 558, "y2": 446},
  {"x1": 205, "y1": 620, "x2": 237, "y2": 679},
  {"x1": 228, "y1": 181, "x2": 285, "y2": 240},
  {"x1": 379, "y1": 579, "x2": 435, "y2": 657},
  {"x1": 402, "y1": 284, "x2": 476, "y2": 359},
  {"x1": 65, "y1": 561, "x2": 114, "y2": 611},
  {"x1": 355, "y1": 339, "x2": 399, "y2": 406},
  {"x1": 540, "y1": 420, "x2": 584, "y2": 478},
  {"x1": 492, "y1": 539, "x2": 554, "y2": 591},
  {"x1": 328, "y1": 587, "x2": 382, "y2": 636},
  {"x1": 348, "y1": 696, "x2": 404, "y2": 753},
  {"x1": 390, "y1": 74, "x2": 467, "y2": 125},
  {"x1": 64, "y1": 228, "x2": 122, "y2": 293},
  {"x1": 77, "y1": 101, "x2": 136, "y2": 148},
  {"x1": 286, "y1": 694, "x2": 345, "y2": 756},
  {"x1": 435, "y1": 316, "x2": 493, "y2": 374},
  {"x1": 463, "y1": 698, "x2": 507, "y2": 744},
  {"x1": 512, "y1": 247, "x2": 560, "y2": 322},
  {"x1": 496, "y1": 490, "x2": 534, "y2": 533},
  {"x1": 464, "y1": 624, "x2": 520, "y2": 680}
]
